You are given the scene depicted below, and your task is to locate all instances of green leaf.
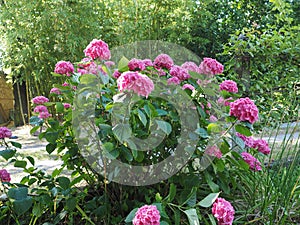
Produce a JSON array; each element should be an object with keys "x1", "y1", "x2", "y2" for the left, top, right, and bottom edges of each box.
[
  {"x1": 118, "y1": 56, "x2": 129, "y2": 72},
  {"x1": 14, "y1": 160, "x2": 27, "y2": 168},
  {"x1": 112, "y1": 124, "x2": 132, "y2": 142},
  {"x1": 232, "y1": 135, "x2": 245, "y2": 149},
  {"x1": 207, "y1": 123, "x2": 222, "y2": 134},
  {"x1": 44, "y1": 132, "x2": 59, "y2": 144},
  {"x1": 79, "y1": 73, "x2": 97, "y2": 84},
  {"x1": 160, "y1": 221, "x2": 169, "y2": 225},
  {"x1": 195, "y1": 128, "x2": 209, "y2": 138},
  {"x1": 33, "y1": 202, "x2": 42, "y2": 217},
  {"x1": 13, "y1": 197, "x2": 33, "y2": 215},
  {"x1": 156, "y1": 120, "x2": 172, "y2": 135},
  {"x1": 125, "y1": 208, "x2": 138, "y2": 223},
  {"x1": 183, "y1": 187, "x2": 197, "y2": 207},
  {"x1": 0, "y1": 149, "x2": 16, "y2": 160},
  {"x1": 204, "y1": 172, "x2": 219, "y2": 192},
  {"x1": 57, "y1": 177, "x2": 70, "y2": 190},
  {"x1": 66, "y1": 197, "x2": 77, "y2": 211},
  {"x1": 29, "y1": 116, "x2": 43, "y2": 126},
  {"x1": 46, "y1": 143, "x2": 57, "y2": 154},
  {"x1": 183, "y1": 208, "x2": 200, "y2": 225},
  {"x1": 26, "y1": 156, "x2": 35, "y2": 166},
  {"x1": 166, "y1": 183, "x2": 176, "y2": 202},
  {"x1": 137, "y1": 109, "x2": 147, "y2": 127},
  {"x1": 10, "y1": 141, "x2": 22, "y2": 149},
  {"x1": 30, "y1": 126, "x2": 40, "y2": 135},
  {"x1": 8, "y1": 187, "x2": 28, "y2": 200},
  {"x1": 198, "y1": 192, "x2": 220, "y2": 208},
  {"x1": 56, "y1": 102, "x2": 64, "y2": 113},
  {"x1": 235, "y1": 124, "x2": 252, "y2": 137}
]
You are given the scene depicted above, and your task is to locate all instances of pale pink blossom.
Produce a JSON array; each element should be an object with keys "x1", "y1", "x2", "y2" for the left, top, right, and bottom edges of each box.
[
  {"x1": 181, "y1": 61, "x2": 200, "y2": 73},
  {"x1": 167, "y1": 77, "x2": 181, "y2": 85},
  {"x1": 236, "y1": 133, "x2": 255, "y2": 148},
  {"x1": 199, "y1": 58, "x2": 223, "y2": 77},
  {"x1": 209, "y1": 115, "x2": 218, "y2": 122},
  {"x1": 84, "y1": 39, "x2": 111, "y2": 60},
  {"x1": 154, "y1": 54, "x2": 174, "y2": 70},
  {"x1": 54, "y1": 61, "x2": 74, "y2": 76},
  {"x1": 117, "y1": 71, "x2": 154, "y2": 98},
  {"x1": 50, "y1": 87, "x2": 61, "y2": 95},
  {"x1": 170, "y1": 65, "x2": 190, "y2": 81},
  {"x1": 197, "y1": 79, "x2": 212, "y2": 87},
  {"x1": 38, "y1": 111, "x2": 52, "y2": 119},
  {"x1": 241, "y1": 152, "x2": 262, "y2": 171},
  {"x1": 32, "y1": 96, "x2": 49, "y2": 105},
  {"x1": 219, "y1": 80, "x2": 238, "y2": 93},
  {"x1": 212, "y1": 198, "x2": 235, "y2": 225},
  {"x1": 0, "y1": 127, "x2": 12, "y2": 139},
  {"x1": 229, "y1": 97, "x2": 259, "y2": 124},
  {"x1": 217, "y1": 97, "x2": 233, "y2": 107},
  {"x1": 33, "y1": 105, "x2": 48, "y2": 113},
  {"x1": 142, "y1": 59, "x2": 153, "y2": 67},
  {"x1": 182, "y1": 84, "x2": 195, "y2": 91},
  {"x1": 133, "y1": 205, "x2": 160, "y2": 225},
  {"x1": 0, "y1": 169, "x2": 11, "y2": 182},
  {"x1": 253, "y1": 139, "x2": 270, "y2": 155},
  {"x1": 104, "y1": 61, "x2": 115, "y2": 68},
  {"x1": 205, "y1": 145, "x2": 222, "y2": 159}
]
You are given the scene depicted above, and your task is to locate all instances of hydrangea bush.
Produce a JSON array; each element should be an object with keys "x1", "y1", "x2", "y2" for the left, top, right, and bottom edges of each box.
[{"x1": 0, "y1": 39, "x2": 271, "y2": 224}]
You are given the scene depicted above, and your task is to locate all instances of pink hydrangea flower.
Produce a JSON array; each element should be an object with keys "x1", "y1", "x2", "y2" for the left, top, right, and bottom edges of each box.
[
  {"x1": 78, "y1": 61, "x2": 106, "y2": 76},
  {"x1": 212, "y1": 198, "x2": 235, "y2": 225},
  {"x1": 117, "y1": 71, "x2": 154, "y2": 98},
  {"x1": 167, "y1": 77, "x2": 181, "y2": 85},
  {"x1": 236, "y1": 133, "x2": 255, "y2": 148},
  {"x1": 0, "y1": 169, "x2": 11, "y2": 182},
  {"x1": 219, "y1": 80, "x2": 238, "y2": 93},
  {"x1": 253, "y1": 139, "x2": 270, "y2": 155},
  {"x1": 170, "y1": 65, "x2": 190, "y2": 81},
  {"x1": 199, "y1": 58, "x2": 223, "y2": 77},
  {"x1": 241, "y1": 152, "x2": 262, "y2": 171},
  {"x1": 128, "y1": 58, "x2": 146, "y2": 71},
  {"x1": 104, "y1": 61, "x2": 115, "y2": 68},
  {"x1": 181, "y1": 61, "x2": 200, "y2": 73},
  {"x1": 205, "y1": 145, "x2": 222, "y2": 159},
  {"x1": 84, "y1": 39, "x2": 111, "y2": 60},
  {"x1": 33, "y1": 105, "x2": 48, "y2": 113},
  {"x1": 0, "y1": 127, "x2": 12, "y2": 139},
  {"x1": 197, "y1": 79, "x2": 212, "y2": 87},
  {"x1": 142, "y1": 59, "x2": 153, "y2": 67},
  {"x1": 133, "y1": 205, "x2": 160, "y2": 225},
  {"x1": 32, "y1": 96, "x2": 49, "y2": 105},
  {"x1": 54, "y1": 61, "x2": 74, "y2": 76},
  {"x1": 209, "y1": 115, "x2": 218, "y2": 122},
  {"x1": 62, "y1": 82, "x2": 69, "y2": 87},
  {"x1": 154, "y1": 54, "x2": 174, "y2": 69},
  {"x1": 229, "y1": 97, "x2": 259, "y2": 124},
  {"x1": 182, "y1": 84, "x2": 195, "y2": 91},
  {"x1": 50, "y1": 87, "x2": 61, "y2": 95},
  {"x1": 38, "y1": 111, "x2": 52, "y2": 119},
  {"x1": 63, "y1": 103, "x2": 71, "y2": 109},
  {"x1": 113, "y1": 70, "x2": 122, "y2": 79}
]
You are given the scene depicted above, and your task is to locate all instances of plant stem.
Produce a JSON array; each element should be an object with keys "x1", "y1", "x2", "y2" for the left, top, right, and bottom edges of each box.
[{"x1": 76, "y1": 204, "x2": 96, "y2": 225}]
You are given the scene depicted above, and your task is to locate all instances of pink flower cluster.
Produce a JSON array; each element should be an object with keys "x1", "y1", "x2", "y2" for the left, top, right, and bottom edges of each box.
[
  {"x1": 241, "y1": 152, "x2": 262, "y2": 171},
  {"x1": 133, "y1": 205, "x2": 160, "y2": 225},
  {"x1": 219, "y1": 80, "x2": 238, "y2": 93},
  {"x1": 236, "y1": 133, "x2": 270, "y2": 155},
  {"x1": 128, "y1": 58, "x2": 153, "y2": 71},
  {"x1": 229, "y1": 97, "x2": 259, "y2": 124},
  {"x1": 154, "y1": 54, "x2": 174, "y2": 70},
  {"x1": 236, "y1": 133, "x2": 255, "y2": 148},
  {"x1": 181, "y1": 61, "x2": 200, "y2": 73},
  {"x1": 117, "y1": 71, "x2": 154, "y2": 98},
  {"x1": 205, "y1": 145, "x2": 222, "y2": 159},
  {"x1": 182, "y1": 84, "x2": 195, "y2": 91},
  {"x1": 84, "y1": 39, "x2": 111, "y2": 61},
  {"x1": 217, "y1": 97, "x2": 233, "y2": 107},
  {"x1": 169, "y1": 65, "x2": 190, "y2": 81},
  {"x1": 32, "y1": 96, "x2": 49, "y2": 105},
  {"x1": 63, "y1": 103, "x2": 71, "y2": 109},
  {"x1": 0, "y1": 169, "x2": 11, "y2": 182},
  {"x1": 32, "y1": 96, "x2": 51, "y2": 119},
  {"x1": 212, "y1": 198, "x2": 235, "y2": 225},
  {"x1": 0, "y1": 127, "x2": 12, "y2": 139},
  {"x1": 199, "y1": 58, "x2": 224, "y2": 77},
  {"x1": 54, "y1": 61, "x2": 74, "y2": 76},
  {"x1": 50, "y1": 87, "x2": 61, "y2": 95}
]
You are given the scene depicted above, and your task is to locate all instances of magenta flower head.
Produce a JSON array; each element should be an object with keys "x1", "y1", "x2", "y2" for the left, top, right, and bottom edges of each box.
[
  {"x1": 32, "y1": 96, "x2": 49, "y2": 105},
  {"x1": 117, "y1": 71, "x2": 154, "y2": 98},
  {"x1": 205, "y1": 145, "x2": 222, "y2": 159},
  {"x1": 33, "y1": 105, "x2": 48, "y2": 113},
  {"x1": 128, "y1": 58, "x2": 146, "y2": 71},
  {"x1": 0, "y1": 169, "x2": 11, "y2": 182},
  {"x1": 54, "y1": 61, "x2": 74, "y2": 76},
  {"x1": 133, "y1": 205, "x2": 160, "y2": 225},
  {"x1": 154, "y1": 54, "x2": 174, "y2": 70},
  {"x1": 236, "y1": 133, "x2": 255, "y2": 148},
  {"x1": 182, "y1": 84, "x2": 195, "y2": 91},
  {"x1": 38, "y1": 111, "x2": 52, "y2": 119},
  {"x1": 167, "y1": 77, "x2": 181, "y2": 85},
  {"x1": 219, "y1": 80, "x2": 238, "y2": 93},
  {"x1": 63, "y1": 103, "x2": 72, "y2": 109},
  {"x1": 50, "y1": 87, "x2": 61, "y2": 95},
  {"x1": 170, "y1": 65, "x2": 190, "y2": 81},
  {"x1": 253, "y1": 139, "x2": 270, "y2": 155},
  {"x1": 229, "y1": 97, "x2": 259, "y2": 124},
  {"x1": 84, "y1": 39, "x2": 111, "y2": 60},
  {"x1": 241, "y1": 152, "x2": 262, "y2": 171},
  {"x1": 0, "y1": 127, "x2": 12, "y2": 139},
  {"x1": 212, "y1": 198, "x2": 235, "y2": 225},
  {"x1": 199, "y1": 58, "x2": 224, "y2": 77}
]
